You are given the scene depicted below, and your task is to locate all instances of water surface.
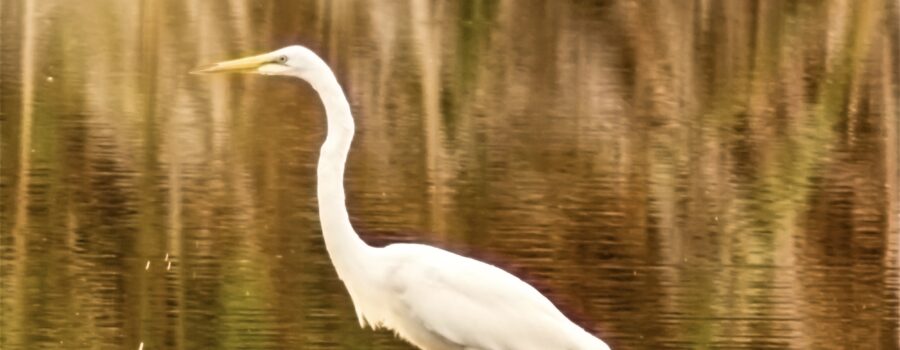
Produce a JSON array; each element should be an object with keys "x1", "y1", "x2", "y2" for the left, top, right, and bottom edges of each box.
[{"x1": 2, "y1": 1, "x2": 899, "y2": 349}]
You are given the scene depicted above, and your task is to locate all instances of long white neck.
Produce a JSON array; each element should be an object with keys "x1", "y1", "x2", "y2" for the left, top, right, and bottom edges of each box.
[{"x1": 303, "y1": 65, "x2": 370, "y2": 280}]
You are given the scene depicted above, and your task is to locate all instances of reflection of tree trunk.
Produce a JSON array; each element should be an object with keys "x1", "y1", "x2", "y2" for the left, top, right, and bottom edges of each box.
[
  {"x1": 327, "y1": 0, "x2": 352, "y2": 63},
  {"x1": 227, "y1": 0, "x2": 252, "y2": 50},
  {"x1": 881, "y1": 31, "x2": 898, "y2": 309},
  {"x1": 881, "y1": 28, "x2": 900, "y2": 344},
  {"x1": 9, "y1": 0, "x2": 37, "y2": 346},
  {"x1": 166, "y1": 173, "x2": 186, "y2": 350},
  {"x1": 412, "y1": 0, "x2": 448, "y2": 238},
  {"x1": 847, "y1": 5, "x2": 895, "y2": 346},
  {"x1": 12, "y1": 0, "x2": 36, "y2": 249},
  {"x1": 369, "y1": 0, "x2": 396, "y2": 131},
  {"x1": 139, "y1": 0, "x2": 187, "y2": 346}
]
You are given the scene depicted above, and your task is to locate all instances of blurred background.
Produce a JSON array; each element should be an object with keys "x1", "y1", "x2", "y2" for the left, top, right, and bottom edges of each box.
[{"x1": 2, "y1": 0, "x2": 898, "y2": 349}]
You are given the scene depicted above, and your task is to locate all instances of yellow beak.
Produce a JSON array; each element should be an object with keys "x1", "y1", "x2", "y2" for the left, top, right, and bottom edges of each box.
[{"x1": 191, "y1": 53, "x2": 274, "y2": 74}]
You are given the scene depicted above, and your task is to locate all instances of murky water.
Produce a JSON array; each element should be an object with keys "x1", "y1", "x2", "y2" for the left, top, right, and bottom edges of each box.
[{"x1": 2, "y1": 1, "x2": 899, "y2": 349}]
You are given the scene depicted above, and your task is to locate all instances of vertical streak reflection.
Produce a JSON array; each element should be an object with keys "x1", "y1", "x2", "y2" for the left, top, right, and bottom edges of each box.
[{"x1": 9, "y1": 0, "x2": 36, "y2": 347}]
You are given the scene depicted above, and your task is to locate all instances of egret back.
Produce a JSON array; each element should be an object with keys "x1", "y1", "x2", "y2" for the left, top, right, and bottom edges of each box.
[{"x1": 347, "y1": 243, "x2": 611, "y2": 350}]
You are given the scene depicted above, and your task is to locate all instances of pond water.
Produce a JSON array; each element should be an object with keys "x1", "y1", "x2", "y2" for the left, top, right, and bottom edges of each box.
[{"x1": 2, "y1": 1, "x2": 898, "y2": 349}]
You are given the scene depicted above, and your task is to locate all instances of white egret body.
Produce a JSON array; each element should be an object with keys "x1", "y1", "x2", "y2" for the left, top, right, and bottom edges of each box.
[{"x1": 194, "y1": 45, "x2": 611, "y2": 350}]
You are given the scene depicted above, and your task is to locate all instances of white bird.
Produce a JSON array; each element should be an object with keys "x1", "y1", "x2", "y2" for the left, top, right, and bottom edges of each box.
[{"x1": 194, "y1": 45, "x2": 611, "y2": 350}]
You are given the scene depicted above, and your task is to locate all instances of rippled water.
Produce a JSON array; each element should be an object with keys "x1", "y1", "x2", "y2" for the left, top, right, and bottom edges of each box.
[{"x1": 2, "y1": 1, "x2": 899, "y2": 349}]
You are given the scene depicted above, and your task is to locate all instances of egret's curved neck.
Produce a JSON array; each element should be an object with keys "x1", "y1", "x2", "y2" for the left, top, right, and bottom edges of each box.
[{"x1": 304, "y1": 66, "x2": 369, "y2": 277}]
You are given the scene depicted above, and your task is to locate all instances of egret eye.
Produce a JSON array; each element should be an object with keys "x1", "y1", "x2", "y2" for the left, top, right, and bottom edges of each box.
[{"x1": 277, "y1": 55, "x2": 288, "y2": 63}]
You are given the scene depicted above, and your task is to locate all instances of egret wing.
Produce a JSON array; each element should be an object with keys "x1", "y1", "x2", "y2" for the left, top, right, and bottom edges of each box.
[{"x1": 383, "y1": 244, "x2": 588, "y2": 350}]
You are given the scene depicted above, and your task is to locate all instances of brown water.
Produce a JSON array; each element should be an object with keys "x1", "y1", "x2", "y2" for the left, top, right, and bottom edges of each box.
[{"x1": 2, "y1": 1, "x2": 899, "y2": 349}]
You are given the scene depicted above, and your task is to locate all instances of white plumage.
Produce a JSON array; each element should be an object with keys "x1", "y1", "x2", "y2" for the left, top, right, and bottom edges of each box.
[{"x1": 194, "y1": 45, "x2": 611, "y2": 350}]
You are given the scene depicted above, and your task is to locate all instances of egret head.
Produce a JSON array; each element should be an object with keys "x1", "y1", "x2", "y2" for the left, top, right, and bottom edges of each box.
[{"x1": 192, "y1": 45, "x2": 325, "y2": 79}]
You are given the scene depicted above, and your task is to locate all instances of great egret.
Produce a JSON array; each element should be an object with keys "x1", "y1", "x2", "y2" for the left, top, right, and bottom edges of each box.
[{"x1": 194, "y1": 45, "x2": 611, "y2": 350}]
